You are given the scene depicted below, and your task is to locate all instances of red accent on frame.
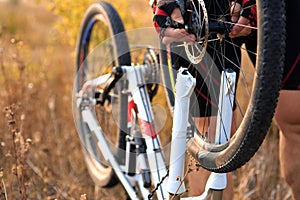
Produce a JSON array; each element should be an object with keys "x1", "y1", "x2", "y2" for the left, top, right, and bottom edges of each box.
[
  {"x1": 138, "y1": 118, "x2": 158, "y2": 139},
  {"x1": 128, "y1": 99, "x2": 136, "y2": 123}
]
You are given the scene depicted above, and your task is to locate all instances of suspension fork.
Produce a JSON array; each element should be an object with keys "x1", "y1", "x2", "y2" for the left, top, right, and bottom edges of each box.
[
  {"x1": 182, "y1": 69, "x2": 236, "y2": 200},
  {"x1": 167, "y1": 68, "x2": 236, "y2": 199}
]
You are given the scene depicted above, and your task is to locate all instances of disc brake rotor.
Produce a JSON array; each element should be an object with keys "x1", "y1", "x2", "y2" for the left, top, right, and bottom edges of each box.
[{"x1": 183, "y1": 0, "x2": 208, "y2": 64}]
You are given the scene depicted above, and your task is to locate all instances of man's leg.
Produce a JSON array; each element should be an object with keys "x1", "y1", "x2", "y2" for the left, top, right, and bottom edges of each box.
[
  {"x1": 188, "y1": 168, "x2": 234, "y2": 200},
  {"x1": 187, "y1": 117, "x2": 234, "y2": 200},
  {"x1": 274, "y1": 90, "x2": 300, "y2": 200}
]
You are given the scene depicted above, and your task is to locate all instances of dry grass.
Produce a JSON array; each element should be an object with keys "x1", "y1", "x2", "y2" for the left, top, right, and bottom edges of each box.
[
  {"x1": 233, "y1": 124, "x2": 292, "y2": 200},
  {"x1": 0, "y1": 2, "x2": 95, "y2": 199},
  {"x1": 0, "y1": 1, "x2": 291, "y2": 200}
]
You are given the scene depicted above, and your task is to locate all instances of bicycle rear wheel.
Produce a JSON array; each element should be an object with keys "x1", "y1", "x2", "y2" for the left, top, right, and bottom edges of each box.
[
  {"x1": 160, "y1": 0, "x2": 285, "y2": 173},
  {"x1": 73, "y1": 2, "x2": 131, "y2": 187}
]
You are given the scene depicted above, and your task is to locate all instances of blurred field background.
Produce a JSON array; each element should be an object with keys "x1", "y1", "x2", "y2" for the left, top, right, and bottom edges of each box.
[{"x1": 0, "y1": 0, "x2": 292, "y2": 199}]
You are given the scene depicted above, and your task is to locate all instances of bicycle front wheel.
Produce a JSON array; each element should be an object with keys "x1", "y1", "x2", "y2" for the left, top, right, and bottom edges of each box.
[
  {"x1": 73, "y1": 2, "x2": 131, "y2": 187},
  {"x1": 160, "y1": 0, "x2": 286, "y2": 173}
]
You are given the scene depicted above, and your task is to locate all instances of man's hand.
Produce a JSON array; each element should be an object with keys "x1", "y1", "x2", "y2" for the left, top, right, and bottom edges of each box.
[
  {"x1": 229, "y1": 2, "x2": 252, "y2": 38},
  {"x1": 229, "y1": 0, "x2": 257, "y2": 38},
  {"x1": 153, "y1": 3, "x2": 196, "y2": 46},
  {"x1": 162, "y1": 8, "x2": 196, "y2": 45}
]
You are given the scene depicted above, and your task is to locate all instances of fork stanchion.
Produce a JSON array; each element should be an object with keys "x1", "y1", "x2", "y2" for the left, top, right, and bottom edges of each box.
[{"x1": 167, "y1": 67, "x2": 196, "y2": 195}]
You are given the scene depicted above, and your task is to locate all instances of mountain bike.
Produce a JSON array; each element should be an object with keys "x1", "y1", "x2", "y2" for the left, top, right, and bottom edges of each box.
[{"x1": 73, "y1": 0, "x2": 285, "y2": 199}]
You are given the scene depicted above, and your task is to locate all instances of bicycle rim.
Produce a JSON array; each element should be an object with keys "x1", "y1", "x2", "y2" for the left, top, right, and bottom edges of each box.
[{"x1": 73, "y1": 2, "x2": 131, "y2": 186}]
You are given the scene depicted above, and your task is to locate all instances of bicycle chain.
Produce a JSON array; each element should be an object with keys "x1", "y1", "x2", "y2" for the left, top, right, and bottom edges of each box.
[{"x1": 148, "y1": 170, "x2": 169, "y2": 199}]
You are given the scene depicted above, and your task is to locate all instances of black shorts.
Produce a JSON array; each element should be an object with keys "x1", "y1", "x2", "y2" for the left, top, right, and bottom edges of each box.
[{"x1": 170, "y1": 34, "x2": 257, "y2": 117}]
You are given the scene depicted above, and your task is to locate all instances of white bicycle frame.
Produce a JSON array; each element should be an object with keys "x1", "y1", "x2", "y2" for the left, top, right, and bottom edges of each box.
[{"x1": 77, "y1": 64, "x2": 236, "y2": 200}]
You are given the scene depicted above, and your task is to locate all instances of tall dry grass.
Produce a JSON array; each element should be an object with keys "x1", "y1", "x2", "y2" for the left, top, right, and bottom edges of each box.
[
  {"x1": 0, "y1": 1, "x2": 292, "y2": 200},
  {"x1": 0, "y1": 2, "x2": 95, "y2": 199}
]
